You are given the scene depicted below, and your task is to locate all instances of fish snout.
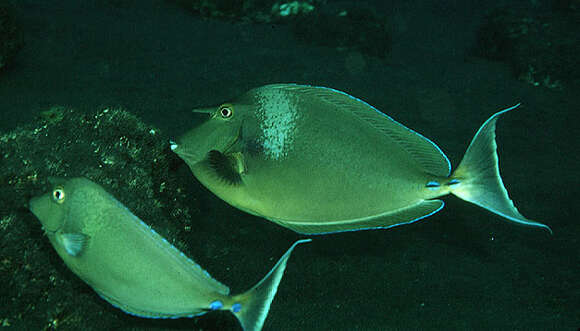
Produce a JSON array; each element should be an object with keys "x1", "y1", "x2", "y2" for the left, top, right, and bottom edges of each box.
[{"x1": 169, "y1": 140, "x2": 178, "y2": 151}]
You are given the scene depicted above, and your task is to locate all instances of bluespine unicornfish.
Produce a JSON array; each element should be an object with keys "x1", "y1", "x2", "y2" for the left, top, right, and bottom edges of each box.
[
  {"x1": 171, "y1": 84, "x2": 551, "y2": 235},
  {"x1": 29, "y1": 177, "x2": 310, "y2": 331}
]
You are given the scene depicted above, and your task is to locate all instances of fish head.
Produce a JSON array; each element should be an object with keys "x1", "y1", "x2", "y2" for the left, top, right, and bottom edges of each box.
[
  {"x1": 171, "y1": 102, "x2": 246, "y2": 166},
  {"x1": 29, "y1": 177, "x2": 73, "y2": 233}
]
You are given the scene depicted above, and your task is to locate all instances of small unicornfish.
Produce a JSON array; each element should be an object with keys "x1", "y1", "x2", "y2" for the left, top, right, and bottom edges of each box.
[
  {"x1": 29, "y1": 177, "x2": 310, "y2": 331},
  {"x1": 171, "y1": 84, "x2": 551, "y2": 234}
]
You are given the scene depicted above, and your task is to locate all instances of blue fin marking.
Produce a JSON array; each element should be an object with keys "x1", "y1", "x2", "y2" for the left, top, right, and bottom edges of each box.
[{"x1": 210, "y1": 300, "x2": 223, "y2": 310}]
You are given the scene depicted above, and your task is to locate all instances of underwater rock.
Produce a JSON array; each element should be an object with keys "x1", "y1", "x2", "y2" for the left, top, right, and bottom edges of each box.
[
  {"x1": 291, "y1": 3, "x2": 391, "y2": 58},
  {"x1": 0, "y1": 107, "x2": 218, "y2": 330},
  {"x1": 474, "y1": 5, "x2": 580, "y2": 89},
  {"x1": 168, "y1": 0, "x2": 247, "y2": 20},
  {"x1": 0, "y1": 3, "x2": 22, "y2": 71},
  {"x1": 167, "y1": 0, "x2": 391, "y2": 58},
  {"x1": 553, "y1": 0, "x2": 580, "y2": 12},
  {"x1": 165, "y1": 0, "x2": 318, "y2": 22}
]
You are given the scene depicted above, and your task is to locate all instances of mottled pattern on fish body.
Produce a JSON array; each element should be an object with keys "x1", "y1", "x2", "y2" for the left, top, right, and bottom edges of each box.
[
  {"x1": 176, "y1": 85, "x2": 456, "y2": 234},
  {"x1": 241, "y1": 86, "x2": 445, "y2": 221}
]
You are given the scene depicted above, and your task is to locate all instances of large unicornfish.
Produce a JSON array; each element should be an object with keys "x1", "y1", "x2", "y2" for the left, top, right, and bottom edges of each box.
[
  {"x1": 29, "y1": 177, "x2": 310, "y2": 331},
  {"x1": 171, "y1": 84, "x2": 551, "y2": 234}
]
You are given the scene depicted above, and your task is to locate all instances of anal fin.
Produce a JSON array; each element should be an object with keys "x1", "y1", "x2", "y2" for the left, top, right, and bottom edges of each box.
[{"x1": 273, "y1": 200, "x2": 444, "y2": 235}]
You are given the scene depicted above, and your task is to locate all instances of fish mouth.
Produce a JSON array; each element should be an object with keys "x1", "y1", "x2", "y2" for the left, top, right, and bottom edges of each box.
[
  {"x1": 169, "y1": 139, "x2": 203, "y2": 161},
  {"x1": 169, "y1": 140, "x2": 191, "y2": 156}
]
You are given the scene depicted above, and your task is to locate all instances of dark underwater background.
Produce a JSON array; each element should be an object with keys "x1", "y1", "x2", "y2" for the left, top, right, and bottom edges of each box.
[{"x1": 0, "y1": 0, "x2": 578, "y2": 330}]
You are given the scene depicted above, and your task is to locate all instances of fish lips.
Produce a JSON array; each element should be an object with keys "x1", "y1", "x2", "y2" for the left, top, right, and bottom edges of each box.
[{"x1": 170, "y1": 139, "x2": 209, "y2": 168}]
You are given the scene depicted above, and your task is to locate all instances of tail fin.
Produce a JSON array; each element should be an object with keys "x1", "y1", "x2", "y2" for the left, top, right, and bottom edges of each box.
[
  {"x1": 450, "y1": 104, "x2": 552, "y2": 233},
  {"x1": 231, "y1": 239, "x2": 311, "y2": 331}
]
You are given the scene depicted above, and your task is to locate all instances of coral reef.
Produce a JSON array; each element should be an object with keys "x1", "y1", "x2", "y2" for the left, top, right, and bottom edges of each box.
[
  {"x1": 166, "y1": 0, "x2": 391, "y2": 58},
  {"x1": 291, "y1": 4, "x2": 391, "y2": 58},
  {"x1": 0, "y1": 107, "x2": 228, "y2": 330}
]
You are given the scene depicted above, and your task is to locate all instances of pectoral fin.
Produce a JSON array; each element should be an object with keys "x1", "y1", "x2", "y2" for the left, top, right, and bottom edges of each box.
[
  {"x1": 58, "y1": 232, "x2": 89, "y2": 256},
  {"x1": 207, "y1": 150, "x2": 245, "y2": 185}
]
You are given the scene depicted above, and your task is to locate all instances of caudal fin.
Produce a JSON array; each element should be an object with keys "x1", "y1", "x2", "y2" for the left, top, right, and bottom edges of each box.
[
  {"x1": 230, "y1": 239, "x2": 311, "y2": 331},
  {"x1": 450, "y1": 104, "x2": 552, "y2": 233}
]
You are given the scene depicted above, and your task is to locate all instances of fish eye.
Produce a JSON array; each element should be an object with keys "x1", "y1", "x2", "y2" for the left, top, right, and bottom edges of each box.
[
  {"x1": 219, "y1": 105, "x2": 233, "y2": 119},
  {"x1": 52, "y1": 186, "x2": 66, "y2": 204}
]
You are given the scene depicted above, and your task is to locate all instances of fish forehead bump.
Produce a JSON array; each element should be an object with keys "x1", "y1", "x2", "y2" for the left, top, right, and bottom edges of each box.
[{"x1": 253, "y1": 86, "x2": 300, "y2": 160}]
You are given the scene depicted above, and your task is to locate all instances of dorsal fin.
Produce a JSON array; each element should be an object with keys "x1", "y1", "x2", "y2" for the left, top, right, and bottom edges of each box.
[{"x1": 262, "y1": 84, "x2": 451, "y2": 177}]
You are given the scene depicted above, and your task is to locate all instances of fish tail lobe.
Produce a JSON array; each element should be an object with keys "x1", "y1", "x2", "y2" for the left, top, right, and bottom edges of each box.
[
  {"x1": 449, "y1": 104, "x2": 552, "y2": 233},
  {"x1": 229, "y1": 239, "x2": 311, "y2": 331}
]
